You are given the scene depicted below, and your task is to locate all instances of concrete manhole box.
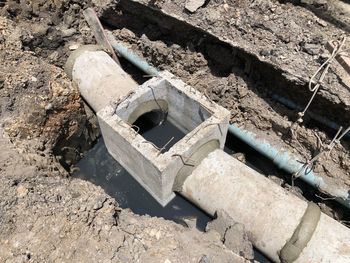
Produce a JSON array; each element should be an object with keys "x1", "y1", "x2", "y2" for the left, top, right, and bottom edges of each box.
[{"x1": 97, "y1": 71, "x2": 230, "y2": 205}]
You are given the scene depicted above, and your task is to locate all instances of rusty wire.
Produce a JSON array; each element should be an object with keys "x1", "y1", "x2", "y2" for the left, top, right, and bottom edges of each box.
[
  {"x1": 171, "y1": 154, "x2": 196, "y2": 167},
  {"x1": 142, "y1": 136, "x2": 175, "y2": 156},
  {"x1": 113, "y1": 91, "x2": 135, "y2": 113}
]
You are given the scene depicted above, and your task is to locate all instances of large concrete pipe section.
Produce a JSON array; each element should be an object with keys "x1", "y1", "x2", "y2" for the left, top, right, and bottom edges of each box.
[
  {"x1": 65, "y1": 45, "x2": 138, "y2": 112},
  {"x1": 179, "y1": 149, "x2": 350, "y2": 263}
]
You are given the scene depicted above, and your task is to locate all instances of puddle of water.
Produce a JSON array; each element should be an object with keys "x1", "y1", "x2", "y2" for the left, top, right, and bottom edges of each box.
[
  {"x1": 73, "y1": 136, "x2": 271, "y2": 262},
  {"x1": 73, "y1": 138, "x2": 211, "y2": 230},
  {"x1": 137, "y1": 119, "x2": 185, "y2": 152}
]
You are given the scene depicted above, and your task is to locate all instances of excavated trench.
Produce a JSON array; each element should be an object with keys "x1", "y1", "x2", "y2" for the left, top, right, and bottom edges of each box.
[
  {"x1": 102, "y1": 0, "x2": 350, "y2": 128},
  {"x1": 44, "y1": 0, "x2": 350, "y2": 233},
  {"x1": 78, "y1": 1, "x2": 350, "y2": 224},
  {"x1": 99, "y1": 2, "x2": 350, "y2": 179},
  {"x1": 3, "y1": 0, "x2": 350, "y2": 261}
]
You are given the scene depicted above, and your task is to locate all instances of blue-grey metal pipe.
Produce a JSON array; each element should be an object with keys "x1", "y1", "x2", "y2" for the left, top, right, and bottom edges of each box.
[
  {"x1": 110, "y1": 41, "x2": 350, "y2": 209},
  {"x1": 228, "y1": 124, "x2": 350, "y2": 208},
  {"x1": 111, "y1": 43, "x2": 159, "y2": 77}
]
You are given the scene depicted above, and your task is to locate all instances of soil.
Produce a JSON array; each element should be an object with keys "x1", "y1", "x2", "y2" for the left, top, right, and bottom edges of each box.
[
  {"x1": 0, "y1": 0, "x2": 350, "y2": 262},
  {"x1": 280, "y1": 0, "x2": 350, "y2": 33}
]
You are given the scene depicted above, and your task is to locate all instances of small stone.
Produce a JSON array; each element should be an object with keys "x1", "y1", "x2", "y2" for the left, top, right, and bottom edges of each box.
[
  {"x1": 61, "y1": 28, "x2": 76, "y2": 38},
  {"x1": 231, "y1": 152, "x2": 246, "y2": 163},
  {"x1": 155, "y1": 230, "x2": 161, "y2": 240},
  {"x1": 224, "y1": 224, "x2": 254, "y2": 259},
  {"x1": 198, "y1": 255, "x2": 210, "y2": 263},
  {"x1": 17, "y1": 185, "x2": 28, "y2": 197},
  {"x1": 185, "y1": 0, "x2": 206, "y2": 13},
  {"x1": 206, "y1": 210, "x2": 254, "y2": 260},
  {"x1": 69, "y1": 44, "x2": 80, "y2": 50},
  {"x1": 45, "y1": 103, "x2": 53, "y2": 111},
  {"x1": 31, "y1": 76, "x2": 37, "y2": 82},
  {"x1": 93, "y1": 197, "x2": 106, "y2": 210},
  {"x1": 303, "y1": 43, "x2": 320, "y2": 55},
  {"x1": 316, "y1": 18, "x2": 327, "y2": 27}
]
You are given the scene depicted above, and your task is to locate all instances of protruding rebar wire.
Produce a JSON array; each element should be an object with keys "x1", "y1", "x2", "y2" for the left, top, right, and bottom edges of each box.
[
  {"x1": 292, "y1": 125, "x2": 349, "y2": 185},
  {"x1": 291, "y1": 36, "x2": 347, "y2": 131},
  {"x1": 157, "y1": 137, "x2": 175, "y2": 156},
  {"x1": 142, "y1": 140, "x2": 161, "y2": 151},
  {"x1": 336, "y1": 126, "x2": 350, "y2": 143},
  {"x1": 130, "y1": 125, "x2": 140, "y2": 133},
  {"x1": 171, "y1": 154, "x2": 196, "y2": 167},
  {"x1": 148, "y1": 86, "x2": 168, "y2": 125}
]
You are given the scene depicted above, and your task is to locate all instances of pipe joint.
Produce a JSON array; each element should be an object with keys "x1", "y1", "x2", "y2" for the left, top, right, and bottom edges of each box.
[{"x1": 279, "y1": 202, "x2": 321, "y2": 263}]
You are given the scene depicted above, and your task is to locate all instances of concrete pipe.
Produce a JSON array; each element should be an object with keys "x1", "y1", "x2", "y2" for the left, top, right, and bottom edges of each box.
[
  {"x1": 65, "y1": 45, "x2": 138, "y2": 112},
  {"x1": 179, "y1": 150, "x2": 350, "y2": 263}
]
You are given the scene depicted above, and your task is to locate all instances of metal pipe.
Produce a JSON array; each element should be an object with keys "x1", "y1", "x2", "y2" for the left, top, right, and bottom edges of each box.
[
  {"x1": 106, "y1": 32, "x2": 159, "y2": 77},
  {"x1": 112, "y1": 42, "x2": 159, "y2": 76},
  {"x1": 228, "y1": 124, "x2": 350, "y2": 208},
  {"x1": 108, "y1": 41, "x2": 350, "y2": 209}
]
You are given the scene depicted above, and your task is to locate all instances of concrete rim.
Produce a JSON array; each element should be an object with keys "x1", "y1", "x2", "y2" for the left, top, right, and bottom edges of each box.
[{"x1": 64, "y1": 45, "x2": 104, "y2": 79}]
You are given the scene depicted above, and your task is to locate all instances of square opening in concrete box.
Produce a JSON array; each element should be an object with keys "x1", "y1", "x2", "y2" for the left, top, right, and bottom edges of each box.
[{"x1": 97, "y1": 71, "x2": 230, "y2": 206}]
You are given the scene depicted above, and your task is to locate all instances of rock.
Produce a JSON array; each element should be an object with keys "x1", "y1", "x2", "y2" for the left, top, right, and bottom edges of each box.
[
  {"x1": 45, "y1": 103, "x2": 53, "y2": 111},
  {"x1": 206, "y1": 210, "x2": 254, "y2": 260},
  {"x1": 303, "y1": 43, "x2": 321, "y2": 55},
  {"x1": 198, "y1": 255, "x2": 210, "y2": 263},
  {"x1": 69, "y1": 43, "x2": 80, "y2": 50},
  {"x1": 224, "y1": 224, "x2": 253, "y2": 259},
  {"x1": 61, "y1": 28, "x2": 76, "y2": 38},
  {"x1": 17, "y1": 185, "x2": 28, "y2": 197},
  {"x1": 185, "y1": 0, "x2": 206, "y2": 13},
  {"x1": 231, "y1": 152, "x2": 246, "y2": 163},
  {"x1": 93, "y1": 197, "x2": 106, "y2": 210},
  {"x1": 316, "y1": 18, "x2": 327, "y2": 27}
]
